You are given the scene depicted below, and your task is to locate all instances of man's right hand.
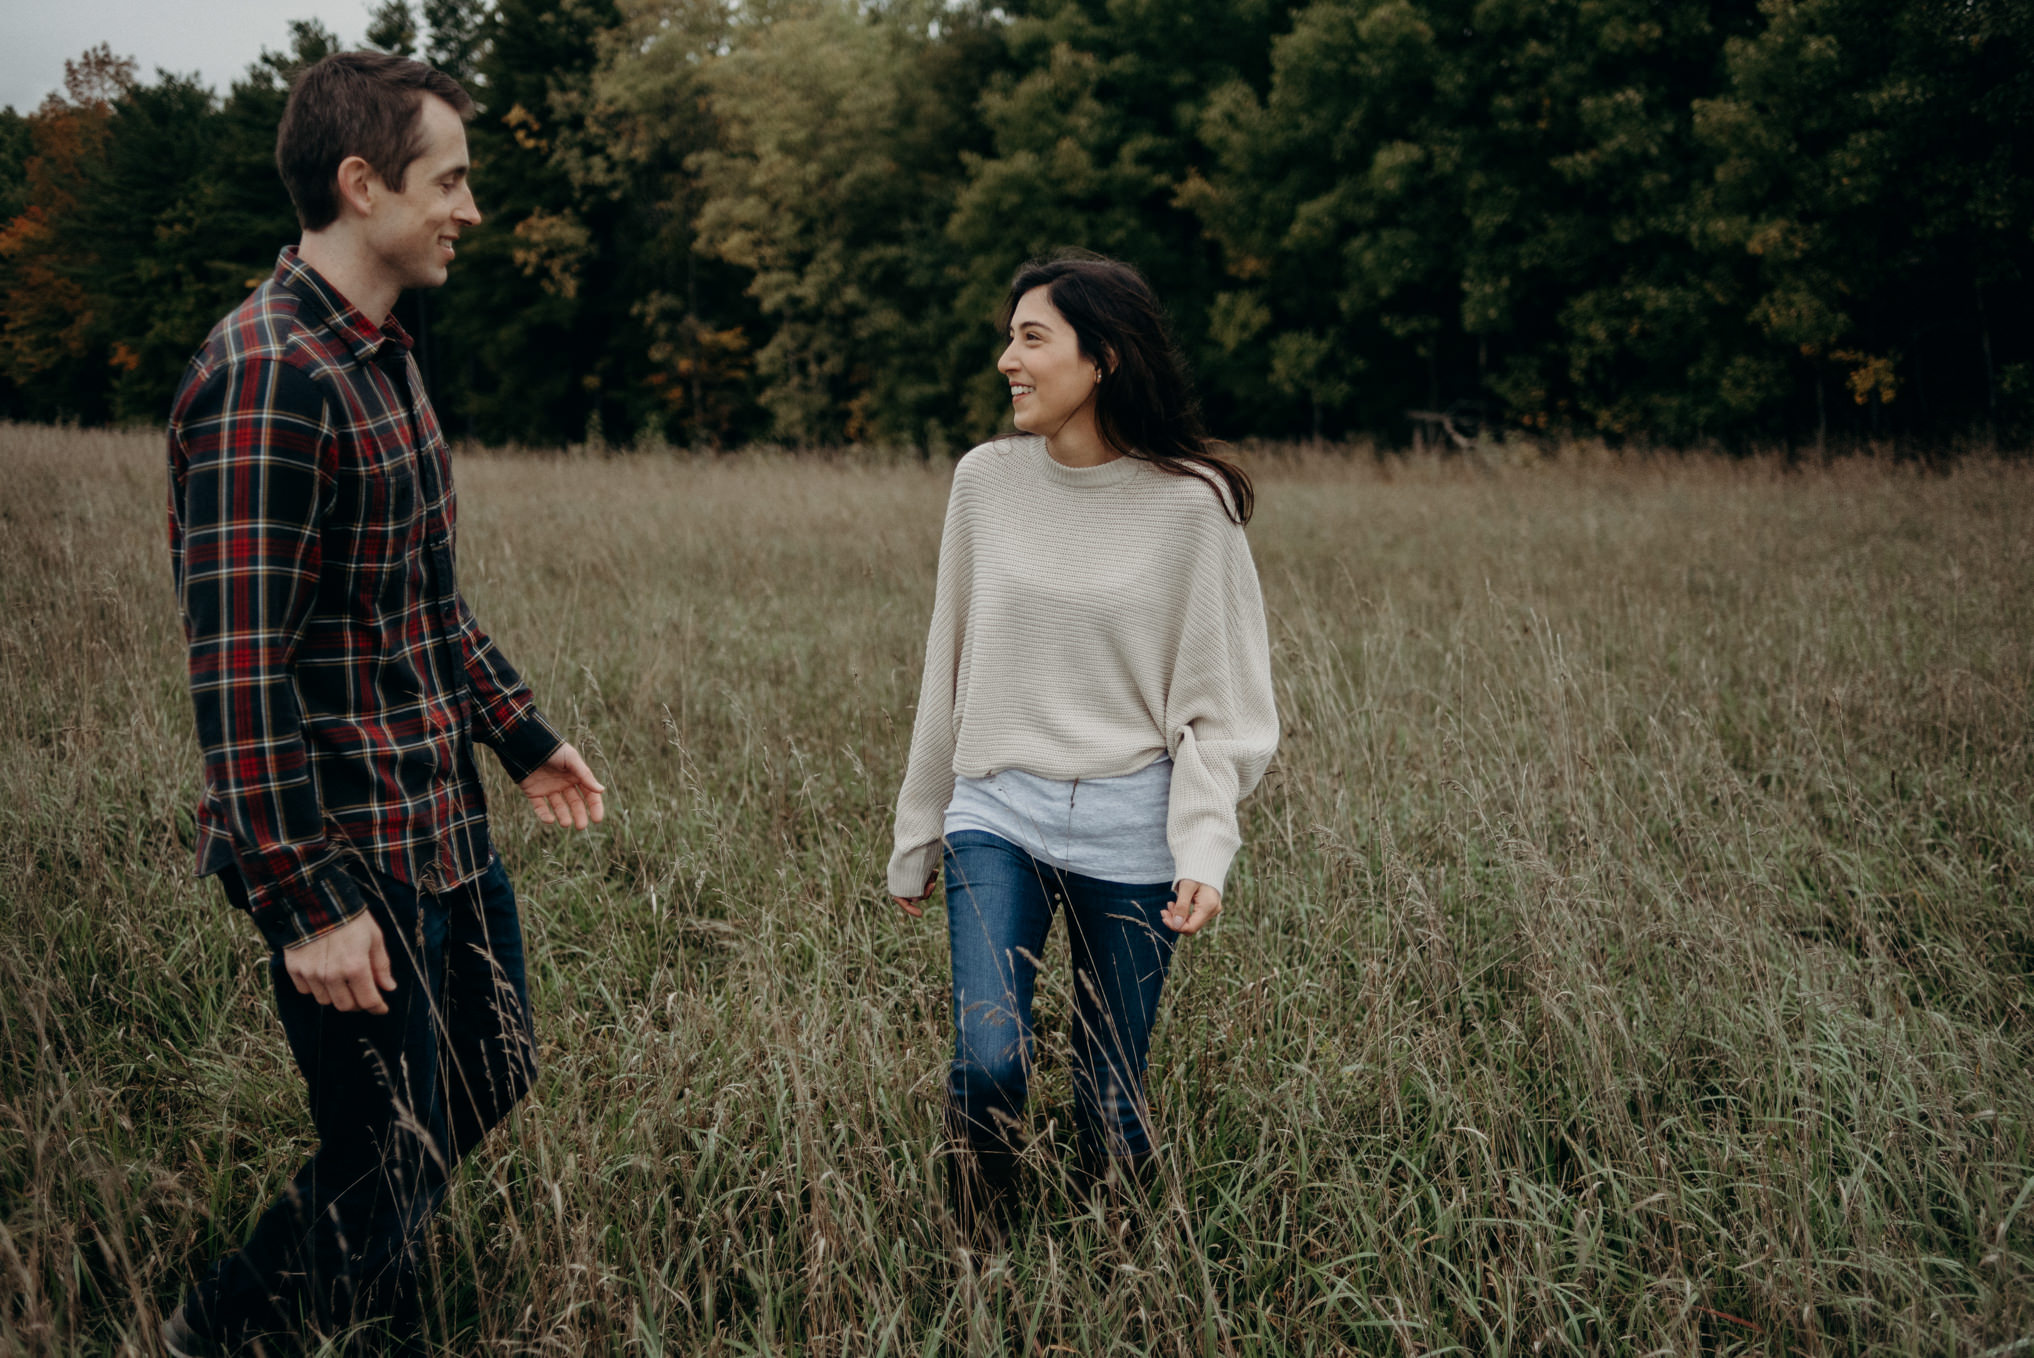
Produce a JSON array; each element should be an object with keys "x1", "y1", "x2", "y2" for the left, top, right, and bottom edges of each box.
[{"x1": 283, "y1": 910, "x2": 397, "y2": 1014}]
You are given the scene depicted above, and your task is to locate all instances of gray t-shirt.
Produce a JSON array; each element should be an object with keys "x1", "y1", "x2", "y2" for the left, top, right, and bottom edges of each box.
[{"x1": 943, "y1": 756, "x2": 1175, "y2": 885}]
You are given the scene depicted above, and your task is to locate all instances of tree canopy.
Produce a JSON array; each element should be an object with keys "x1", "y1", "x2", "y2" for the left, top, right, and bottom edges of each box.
[{"x1": 1, "y1": 0, "x2": 2027, "y2": 448}]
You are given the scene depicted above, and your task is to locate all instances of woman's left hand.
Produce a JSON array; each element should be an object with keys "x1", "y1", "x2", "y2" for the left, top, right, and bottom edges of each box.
[{"x1": 1163, "y1": 879, "x2": 1222, "y2": 934}]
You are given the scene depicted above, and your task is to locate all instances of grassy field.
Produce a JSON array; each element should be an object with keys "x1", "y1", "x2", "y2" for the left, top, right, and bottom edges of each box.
[{"x1": 1, "y1": 423, "x2": 2031, "y2": 1355}]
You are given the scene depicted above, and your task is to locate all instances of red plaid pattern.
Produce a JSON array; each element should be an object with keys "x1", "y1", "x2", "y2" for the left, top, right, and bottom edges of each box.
[{"x1": 169, "y1": 248, "x2": 560, "y2": 949}]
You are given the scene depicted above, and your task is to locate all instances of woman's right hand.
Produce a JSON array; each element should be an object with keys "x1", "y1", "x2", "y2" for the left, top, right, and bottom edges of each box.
[{"x1": 893, "y1": 873, "x2": 938, "y2": 918}]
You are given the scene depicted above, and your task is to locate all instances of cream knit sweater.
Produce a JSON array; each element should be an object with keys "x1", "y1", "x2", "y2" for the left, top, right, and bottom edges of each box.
[{"x1": 887, "y1": 436, "x2": 1279, "y2": 898}]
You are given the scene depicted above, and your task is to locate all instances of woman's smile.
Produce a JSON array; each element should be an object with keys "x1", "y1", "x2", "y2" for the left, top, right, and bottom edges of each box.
[{"x1": 997, "y1": 286, "x2": 1108, "y2": 462}]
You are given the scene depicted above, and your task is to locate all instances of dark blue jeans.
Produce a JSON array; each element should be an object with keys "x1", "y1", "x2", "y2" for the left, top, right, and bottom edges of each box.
[
  {"x1": 184, "y1": 858, "x2": 535, "y2": 1352},
  {"x1": 943, "y1": 831, "x2": 1179, "y2": 1165}
]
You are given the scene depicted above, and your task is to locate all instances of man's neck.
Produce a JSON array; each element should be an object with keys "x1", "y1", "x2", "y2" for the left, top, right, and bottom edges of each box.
[{"x1": 297, "y1": 232, "x2": 400, "y2": 326}]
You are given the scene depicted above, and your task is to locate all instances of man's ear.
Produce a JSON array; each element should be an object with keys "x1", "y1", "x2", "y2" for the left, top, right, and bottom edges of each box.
[{"x1": 332, "y1": 154, "x2": 378, "y2": 220}]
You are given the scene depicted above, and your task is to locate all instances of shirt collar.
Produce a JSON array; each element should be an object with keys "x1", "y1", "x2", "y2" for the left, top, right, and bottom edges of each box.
[{"x1": 273, "y1": 246, "x2": 416, "y2": 365}]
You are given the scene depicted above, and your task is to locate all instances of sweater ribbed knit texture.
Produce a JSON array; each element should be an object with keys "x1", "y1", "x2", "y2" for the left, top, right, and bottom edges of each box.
[{"x1": 887, "y1": 435, "x2": 1279, "y2": 898}]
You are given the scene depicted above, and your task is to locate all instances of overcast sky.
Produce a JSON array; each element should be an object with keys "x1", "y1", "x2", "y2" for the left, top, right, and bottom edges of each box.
[{"x1": 6, "y1": 1, "x2": 380, "y2": 113}]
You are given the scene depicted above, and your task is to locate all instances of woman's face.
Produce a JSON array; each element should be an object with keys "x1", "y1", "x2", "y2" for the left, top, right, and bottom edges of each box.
[{"x1": 998, "y1": 286, "x2": 1101, "y2": 437}]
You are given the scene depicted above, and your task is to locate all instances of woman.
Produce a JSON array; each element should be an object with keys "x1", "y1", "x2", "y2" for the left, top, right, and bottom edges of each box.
[{"x1": 888, "y1": 254, "x2": 1279, "y2": 1247}]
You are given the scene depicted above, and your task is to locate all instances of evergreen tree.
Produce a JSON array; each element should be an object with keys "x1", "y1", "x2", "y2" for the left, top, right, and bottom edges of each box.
[
  {"x1": 0, "y1": 0, "x2": 2025, "y2": 444},
  {"x1": 0, "y1": 47, "x2": 136, "y2": 423},
  {"x1": 591, "y1": 0, "x2": 765, "y2": 445},
  {"x1": 0, "y1": 106, "x2": 37, "y2": 418},
  {"x1": 947, "y1": 0, "x2": 1295, "y2": 436},
  {"x1": 0, "y1": 26, "x2": 336, "y2": 426},
  {"x1": 428, "y1": 0, "x2": 647, "y2": 444},
  {"x1": 1195, "y1": 0, "x2": 1772, "y2": 442},
  {"x1": 685, "y1": 0, "x2": 996, "y2": 446},
  {"x1": 1694, "y1": 0, "x2": 2034, "y2": 442},
  {"x1": 425, "y1": 0, "x2": 493, "y2": 83},
  {"x1": 367, "y1": 0, "x2": 423, "y2": 56}
]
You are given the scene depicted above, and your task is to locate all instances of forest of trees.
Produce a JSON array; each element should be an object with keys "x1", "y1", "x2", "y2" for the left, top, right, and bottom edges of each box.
[{"x1": 1, "y1": 0, "x2": 2029, "y2": 450}]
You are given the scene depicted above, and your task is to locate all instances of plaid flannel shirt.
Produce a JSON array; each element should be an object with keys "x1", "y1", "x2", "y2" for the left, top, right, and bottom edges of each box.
[{"x1": 168, "y1": 247, "x2": 561, "y2": 950}]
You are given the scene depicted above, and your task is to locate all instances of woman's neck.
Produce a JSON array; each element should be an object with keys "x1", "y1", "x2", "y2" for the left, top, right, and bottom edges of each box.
[{"x1": 1042, "y1": 409, "x2": 1120, "y2": 468}]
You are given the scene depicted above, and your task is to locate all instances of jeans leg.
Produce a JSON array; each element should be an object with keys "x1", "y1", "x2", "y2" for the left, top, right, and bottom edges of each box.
[
  {"x1": 439, "y1": 859, "x2": 535, "y2": 1162},
  {"x1": 942, "y1": 832, "x2": 1057, "y2": 1155},
  {"x1": 185, "y1": 867, "x2": 450, "y2": 1352},
  {"x1": 1062, "y1": 873, "x2": 1178, "y2": 1163}
]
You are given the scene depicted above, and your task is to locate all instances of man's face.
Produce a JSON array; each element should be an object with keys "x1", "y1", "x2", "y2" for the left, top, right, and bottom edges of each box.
[{"x1": 364, "y1": 94, "x2": 480, "y2": 294}]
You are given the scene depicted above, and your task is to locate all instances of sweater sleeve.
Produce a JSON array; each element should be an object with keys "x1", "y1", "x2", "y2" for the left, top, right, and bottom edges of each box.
[
  {"x1": 887, "y1": 469, "x2": 972, "y2": 897},
  {"x1": 1164, "y1": 515, "x2": 1279, "y2": 894}
]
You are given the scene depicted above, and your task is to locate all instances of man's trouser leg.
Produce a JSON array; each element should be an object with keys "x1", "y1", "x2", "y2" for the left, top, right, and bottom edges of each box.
[{"x1": 181, "y1": 860, "x2": 533, "y2": 1351}]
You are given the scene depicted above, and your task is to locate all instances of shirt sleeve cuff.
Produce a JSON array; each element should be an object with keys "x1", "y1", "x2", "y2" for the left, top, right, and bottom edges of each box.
[
  {"x1": 486, "y1": 709, "x2": 564, "y2": 784},
  {"x1": 246, "y1": 861, "x2": 370, "y2": 952},
  {"x1": 887, "y1": 841, "x2": 943, "y2": 900}
]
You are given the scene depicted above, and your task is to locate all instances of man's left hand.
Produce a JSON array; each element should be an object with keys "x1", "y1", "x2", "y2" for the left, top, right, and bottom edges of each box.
[{"x1": 520, "y1": 742, "x2": 606, "y2": 830}]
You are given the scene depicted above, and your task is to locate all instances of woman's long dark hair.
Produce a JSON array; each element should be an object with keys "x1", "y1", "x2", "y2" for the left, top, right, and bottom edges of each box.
[{"x1": 1004, "y1": 253, "x2": 1254, "y2": 525}]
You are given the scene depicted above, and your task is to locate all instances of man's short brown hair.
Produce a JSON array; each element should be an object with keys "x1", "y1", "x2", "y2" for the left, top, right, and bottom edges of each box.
[{"x1": 276, "y1": 52, "x2": 475, "y2": 232}]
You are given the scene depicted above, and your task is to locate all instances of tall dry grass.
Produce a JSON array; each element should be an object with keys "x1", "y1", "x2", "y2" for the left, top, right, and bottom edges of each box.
[{"x1": 0, "y1": 423, "x2": 2030, "y2": 1355}]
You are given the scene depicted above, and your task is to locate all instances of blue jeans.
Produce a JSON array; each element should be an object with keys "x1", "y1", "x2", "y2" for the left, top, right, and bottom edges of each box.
[
  {"x1": 185, "y1": 857, "x2": 535, "y2": 1352},
  {"x1": 943, "y1": 831, "x2": 1178, "y2": 1164}
]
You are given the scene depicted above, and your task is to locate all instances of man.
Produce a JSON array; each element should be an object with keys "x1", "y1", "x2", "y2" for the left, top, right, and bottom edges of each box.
[{"x1": 162, "y1": 52, "x2": 605, "y2": 1355}]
